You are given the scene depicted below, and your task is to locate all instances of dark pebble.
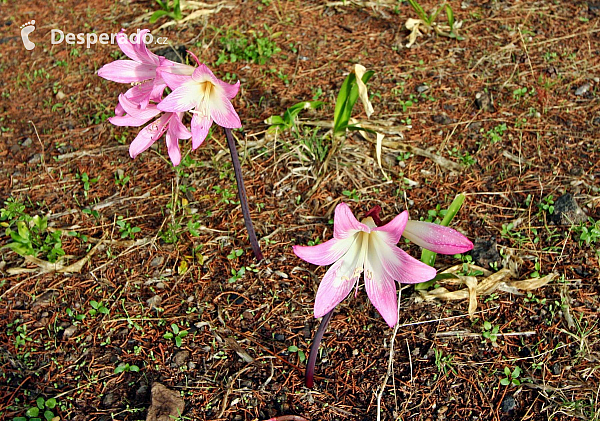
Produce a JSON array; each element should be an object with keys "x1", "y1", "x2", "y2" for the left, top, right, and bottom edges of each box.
[
  {"x1": 501, "y1": 395, "x2": 517, "y2": 413},
  {"x1": 274, "y1": 333, "x2": 285, "y2": 341}
]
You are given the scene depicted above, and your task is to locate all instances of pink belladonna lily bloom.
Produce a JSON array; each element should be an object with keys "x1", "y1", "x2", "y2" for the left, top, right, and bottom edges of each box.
[
  {"x1": 109, "y1": 94, "x2": 190, "y2": 166},
  {"x1": 293, "y1": 203, "x2": 438, "y2": 327},
  {"x1": 98, "y1": 30, "x2": 194, "y2": 109},
  {"x1": 157, "y1": 62, "x2": 242, "y2": 150}
]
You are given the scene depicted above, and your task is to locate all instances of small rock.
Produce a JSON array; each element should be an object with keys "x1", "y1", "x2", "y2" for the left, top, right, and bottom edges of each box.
[
  {"x1": 432, "y1": 114, "x2": 454, "y2": 125},
  {"x1": 501, "y1": 395, "x2": 516, "y2": 413},
  {"x1": 150, "y1": 256, "x2": 164, "y2": 267},
  {"x1": 552, "y1": 362, "x2": 561, "y2": 375},
  {"x1": 187, "y1": 361, "x2": 196, "y2": 370},
  {"x1": 28, "y1": 153, "x2": 41, "y2": 164},
  {"x1": 475, "y1": 91, "x2": 495, "y2": 112},
  {"x1": 21, "y1": 137, "x2": 33, "y2": 147},
  {"x1": 102, "y1": 392, "x2": 117, "y2": 408},
  {"x1": 416, "y1": 84, "x2": 429, "y2": 93},
  {"x1": 136, "y1": 384, "x2": 149, "y2": 401},
  {"x1": 155, "y1": 282, "x2": 165, "y2": 289},
  {"x1": 470, "y1": 238, "x2": 501, "y2": 270},
  {"x1": 63, "y1": 325, "x2": 77, "y2": 340},
  {"x1": 274, "y1": 333, "x2": 285, "y2": 341},
  {"x1": 146, "y1": 383, "x2": 185, "y2": 421},
  {"x1": 147, "y1": 295, "x2": 162, "y2": 310},
  {"x1": 173, "y1": 350, "x2": 189, "y2": 367},
  {"x1": 549, "y1": 194, "x2": 587, "y2": 225},
  {"x1": 32, "y1": 290, "x2": 58, "y2": 309},
  {"x1": 56, "y1": 90, "x2": 67, "y2": 100},
  {"x1": 153, "y1": 45, "x2": 187, "y2": 64},
  {"x1": 592, "y1": 117, "x2": 600, "y2": 126},
  {"x1": 575, "y1": 83, "x2": 590, "y2": 96}
]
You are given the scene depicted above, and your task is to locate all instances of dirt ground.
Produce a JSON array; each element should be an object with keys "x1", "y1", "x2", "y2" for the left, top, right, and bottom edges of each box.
[{"x1": 1, "y1": 0, "x2": 599, "y2": 420}]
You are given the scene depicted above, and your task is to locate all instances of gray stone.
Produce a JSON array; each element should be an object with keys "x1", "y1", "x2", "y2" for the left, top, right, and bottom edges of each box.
[
  {"x1": 550, "y1": 194, "x2": 587, "y2": 225},
  {"x1": 173, "y1": 351, "x2": 189, "y2": 367},
  {"x1": 501, "y1": 395, "x2": 516, "y2": 412}
]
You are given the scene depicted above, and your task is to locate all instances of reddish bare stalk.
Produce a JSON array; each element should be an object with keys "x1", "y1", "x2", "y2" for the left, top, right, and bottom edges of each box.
[
  {"x1": 305, "y1": 309, "x2": 334, "y2": 388},
  {"x1": 224, "y1": 127, "x2": 263, "y2": 262}
]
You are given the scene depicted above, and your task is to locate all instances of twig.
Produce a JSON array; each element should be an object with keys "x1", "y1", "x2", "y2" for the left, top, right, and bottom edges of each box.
[{"x1": 224, "y1": 127, "x2": 263, "y2": 261}]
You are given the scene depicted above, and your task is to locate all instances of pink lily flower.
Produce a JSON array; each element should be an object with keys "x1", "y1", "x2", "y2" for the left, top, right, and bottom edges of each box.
[
  {"x1": 157, "y1": 61, "x2": 242, "y2": 150},
  {"x1": 402, "y1": 220, "x2": 473, "y2": 254},
  {"x1": 98, "y1": 30, "x2": 194, "y2": 109},
  {"x1": 293, "y1": 203, "x2": 438, "y2": 327},
  {"x1": 109, "y1": 94, "x2": 190, "y2": 166}
]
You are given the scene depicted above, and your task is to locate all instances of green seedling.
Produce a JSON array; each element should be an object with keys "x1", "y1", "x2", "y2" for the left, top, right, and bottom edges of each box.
[
  {"x1": 13, "y1": 397, "x2": 58, "y2": 421},
  {"x1": 150, "y1": 0, "x2": 182, "y2": 23},
  {"x1": 116, "y1": 216, "x2": 141, "y2": 239},
  {"x1": 89, "y1": 300, "x2": 109, "y2": 317},
  {"x1": 500, "y1": 366, "x2": 521, "y2": 386},
  {"x1": 265, "y1": 100, "x2": 323, "y2": 133},
  {"x1": 288, "y1": 345, "x2": 306, "y2": 363},
  {"x1": 482, "y1": 320, "x2": 499, "y2": 343},
  {"x1": 164, "y1": 323, "x2": 188, "y2": 347},
  {"x1": 114, "y1": 362, "x2": 140, "y2": 374}
]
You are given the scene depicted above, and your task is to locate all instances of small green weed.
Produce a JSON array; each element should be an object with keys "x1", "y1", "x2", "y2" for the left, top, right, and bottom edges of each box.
[
  {"x1": 500, "y1": 366, "x2": 521, "y2": 386},
  {"x1": 13, "y1": 397, "x2": 58, "y2": 421},
  {"x1": 287, "y1": 345, "x2": 306, "y2": 363},
  {"x1": 116, "y1": 216, "x2": 141, "y2": 240},
  {"x1": 481, "y1": 320, "x2": 499, "y2": 343},
  {"x1": 89, "y1": 300, "x2": 109, "y2": 317},
  {"x1": 114, "y1": 362, "x2": 140, "y2": 374},
  {"x1": 164, "y1": 323, "x2": 188, "y2": 347},
  {"x1": 216, "y1": 28, "x2": 281, "y2": 65},
  {"x1": 150, "y1": 0, "x2": 182, "y2": 23}
]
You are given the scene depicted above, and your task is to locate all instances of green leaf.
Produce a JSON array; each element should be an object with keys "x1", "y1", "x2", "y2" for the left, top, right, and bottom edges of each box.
[
  {"x1": 27, "y1": 407, "x2": 41, "y2": 417},
  {"x1": 407, "y1": 0, "x2": 429, "y2": 22},
  {"x1": 17, "y1": 220, "x2": 30, "y2": 241},
  {"x1": 445, "y1": 4, "x2": 455, "y2": 28},
  {"x1": 44, "y1": 410, "x2": 55, "y2": 421},
  {"x1": 36, "y1": 397, "x2": 45, "y2": 409},
  {"x1": 115, "y1": 364, "x2": 126, "y2": 374},
  {"x1": 500, "y1": 378, "x2": 510, "y2": 386},
  {"x1": 149, "y1": 9, "x2": 170, "y2": 24},
  {"x1": 171, "y1": 324, "x2": 179, "y2": 335},
  {"x1": 163, "y1": 332, "x2": 173, "y2": 339},
  {"x1": 130, "y1": 364, "x2": 140, "y2": 372},
  {"x1": 45, "y1": 398, "x2": 56, "y2": 409},
  {"x1": 265, "y1": 115, "x2": 285, "y2": 126},
  {"x1": 288, "y1": 345, "x2": 299, "y2": 352},
  {"x1": 175, "y1": 336, "x2": 182, "y2": 347},
  {"x1": 420, "y1": 193, "x2": 466, "y2": 268}
]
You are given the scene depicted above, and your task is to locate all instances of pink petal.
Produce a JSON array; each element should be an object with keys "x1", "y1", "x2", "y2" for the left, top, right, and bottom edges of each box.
[
  {"x1": 159, "y1": 69, "x2": 193, "y2": 90},
  {"x1": 333, "y1": 202, "x2": 370, "y2": 239},
  {"x1": 117, "y1": 30, "x2": 160, "y2": 66},
  {"x1": 118, "y1": 94, "x2": 161, "y2": 121},
  {"x1": 364, "y1": 254, "x2": 398, "y2": 327},
  {"x1": 403, "y1": 220, "x2": 474, "y2": 254},
  {"x1": 157, "y1": 83, "x2": 199, "y2": 113},
  {"x1": 313, "y1": 234, "x2": 365, "y2": 317},
  {"x1": 109, "y1": 114, "x2": 154, "y2": 127},
  {"x1": 217, "y1": 79, "x2": 240, "y2": 99},
  {"x1": 370, "y1": 232, "x2": 437, "y2": 284},
  {"x1": 372, "y1": 211, "x2": 408, "y2": 244},
  {"x1": 190, "y1": 114, "x2": 212, "y2": 149},
  {"x1": 98, "y1": 60, "x2": 157, "y2": 83},
  {"x1": 208, "y1": 91, "x2": 242, "y2": 129},
  {"x1": 314, "y1": 259, "x2": 357, "y2": 318},
  {"x1": 191, "y1": 63, "x2": 218, "y2": 83},
  {"x1": 129, "y1": 114, "x2": 170, "y2": 159},
  {"x1": 293, "y1": 236, "x2": 355, "y2": 266},
  {"x1": 165, "y1": 129, "x2": 182, "y2": 166}
]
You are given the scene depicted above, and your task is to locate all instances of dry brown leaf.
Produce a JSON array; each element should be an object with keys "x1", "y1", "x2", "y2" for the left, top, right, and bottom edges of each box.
[{"x1": 417, "y1": 266, "x2": 557, "y2": 317}]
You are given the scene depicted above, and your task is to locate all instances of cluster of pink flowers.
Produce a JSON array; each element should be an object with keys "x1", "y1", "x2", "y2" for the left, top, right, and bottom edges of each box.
[{"x1": 98, "y1": 30, "x2": 242, "y2": 166}]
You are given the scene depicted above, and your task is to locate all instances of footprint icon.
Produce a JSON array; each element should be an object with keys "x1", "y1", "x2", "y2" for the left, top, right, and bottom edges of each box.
[{"x1": 20, "y1": 20, "x2": 36, "y2": 51}]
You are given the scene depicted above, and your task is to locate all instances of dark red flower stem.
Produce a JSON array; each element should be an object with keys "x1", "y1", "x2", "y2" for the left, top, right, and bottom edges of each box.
[
  {"x1": 224, "y1": 127, "x2": 263, "y2": 262},
  {"x1": 305, "y1": 309, "x2": 334, "y2": 388}
]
